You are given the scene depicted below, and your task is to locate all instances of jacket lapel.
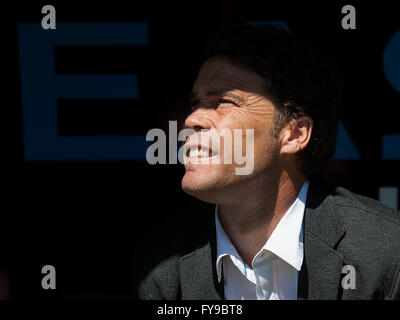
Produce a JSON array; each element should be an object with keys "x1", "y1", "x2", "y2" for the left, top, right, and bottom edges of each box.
[{"x1": 298, "y1": 183, "x2": 346, "y2": 300}]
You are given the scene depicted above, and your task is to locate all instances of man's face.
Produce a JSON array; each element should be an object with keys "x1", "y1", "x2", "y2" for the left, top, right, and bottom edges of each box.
[{"x1": 182, "y1": 57, "x2": 280, "y2": 204}]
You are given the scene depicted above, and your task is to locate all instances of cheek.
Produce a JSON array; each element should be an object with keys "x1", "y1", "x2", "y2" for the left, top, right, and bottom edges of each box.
[
  {"x1": 215, "y1": 108, "x2": 276, "y2": 155},
  {"x1": 252, "y1": 120, "x2": 278, "y2": 164}
]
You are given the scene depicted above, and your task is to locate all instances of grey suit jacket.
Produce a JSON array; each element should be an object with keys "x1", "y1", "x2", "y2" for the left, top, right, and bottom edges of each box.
[{"x1": 133, "y1": 183, "x2": 400, "y2": 300}]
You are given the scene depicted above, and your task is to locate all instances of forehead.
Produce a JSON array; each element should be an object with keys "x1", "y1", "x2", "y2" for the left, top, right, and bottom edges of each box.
[{"x1": 193, "y1": 57, "x2": 266, "y2": 96}]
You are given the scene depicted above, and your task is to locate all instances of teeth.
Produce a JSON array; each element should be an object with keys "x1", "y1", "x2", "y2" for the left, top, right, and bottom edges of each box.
[
  {"x1": 189, "y1": 149, "x2": 197, "y2": 157},
  {"x1": 188, "y1": 148, "x2": 210, "y2": 158}
]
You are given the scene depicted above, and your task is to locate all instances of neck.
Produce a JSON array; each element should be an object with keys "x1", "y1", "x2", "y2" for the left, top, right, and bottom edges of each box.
[{"x1": 217, "y1": 171, "x2": 305, "y2": 266}]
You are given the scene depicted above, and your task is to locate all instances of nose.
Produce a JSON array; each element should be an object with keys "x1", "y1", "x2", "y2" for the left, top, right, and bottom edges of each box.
[{"x1": 184, "y1": 110, "x2": 213, "y2": 132}]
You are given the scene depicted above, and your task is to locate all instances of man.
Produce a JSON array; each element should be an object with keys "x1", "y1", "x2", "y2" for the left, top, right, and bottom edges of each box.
[{"x1": 134, "y1": 24, "x2": 400, "y2": 300}]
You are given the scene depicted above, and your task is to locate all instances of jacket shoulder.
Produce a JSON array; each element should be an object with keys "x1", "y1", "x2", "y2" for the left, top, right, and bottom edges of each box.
[
  {"x1": 133, "y1": 201, "x2": 215, "y2": 299},
  {"x1": 327, "y1": 186, "x2": 400, "y2": 299},
  {"x1": 332, "y1": 186, "x2": 400, "y2": 227}
]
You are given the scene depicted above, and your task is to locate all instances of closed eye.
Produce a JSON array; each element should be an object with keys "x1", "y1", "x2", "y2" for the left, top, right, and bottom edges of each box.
[
  {"x1": 186, "y1": 98, "x2": 237, "y2": 116},
  {"x1": 218, "y1": 99, "x2": 237, "y2": 106}
]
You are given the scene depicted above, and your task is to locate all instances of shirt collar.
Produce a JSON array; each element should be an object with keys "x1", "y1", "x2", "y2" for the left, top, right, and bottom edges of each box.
[{"x1": 215, "y1": 181, "x2": 309, "y2": 282}]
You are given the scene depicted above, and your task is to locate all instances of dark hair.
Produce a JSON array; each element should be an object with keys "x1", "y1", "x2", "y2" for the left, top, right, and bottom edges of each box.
[{"x1": 199, "y1": 24, "x2": 343, "y2": 180}]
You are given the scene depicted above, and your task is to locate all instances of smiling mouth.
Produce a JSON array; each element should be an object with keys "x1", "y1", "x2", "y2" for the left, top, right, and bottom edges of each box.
[
  {"x1": 186, "y1": 146, "x2": 212, "y2": 157},
  {"x1": 184, "y1": 145, "x2": 219, "y2": 163}
]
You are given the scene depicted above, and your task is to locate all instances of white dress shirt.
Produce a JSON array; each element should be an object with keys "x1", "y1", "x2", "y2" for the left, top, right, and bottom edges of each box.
[{"x1": 215, "y1": 181, "x2": 309, "y2": 300}]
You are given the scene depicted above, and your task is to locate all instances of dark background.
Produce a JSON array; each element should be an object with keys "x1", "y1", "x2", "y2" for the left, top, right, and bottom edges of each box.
[{"x1": 5, "y1": 0, "x2": 399, "y2": 299}]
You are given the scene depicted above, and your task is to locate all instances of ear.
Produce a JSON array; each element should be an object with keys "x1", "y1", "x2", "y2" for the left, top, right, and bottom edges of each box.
[{"x1": 279, "y1": 116, "x2": 313, "y2": 155}]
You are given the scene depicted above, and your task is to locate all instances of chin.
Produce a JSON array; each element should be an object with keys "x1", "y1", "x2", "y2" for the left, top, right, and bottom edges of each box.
[{"x1": 181, "y1": 170, "x2": 225, "y2": 203}]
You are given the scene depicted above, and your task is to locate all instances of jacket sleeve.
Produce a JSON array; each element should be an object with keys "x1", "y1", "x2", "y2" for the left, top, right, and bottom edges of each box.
[
  {"x1": 136, "y1": 273, "x2": 165, "y2": 300},
  {"x1": 132, "y1": 242, "x2": 181, "y2": 300},
  {"x1": 132, "y1": 244, "x2": 166, "y2": 300}
]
